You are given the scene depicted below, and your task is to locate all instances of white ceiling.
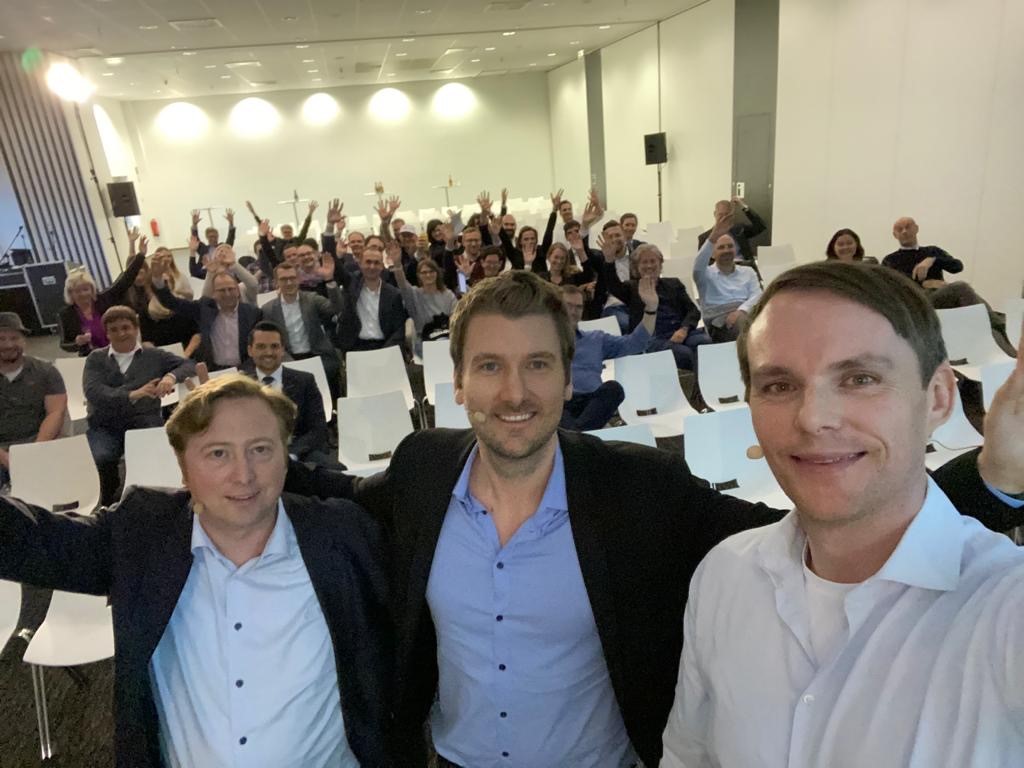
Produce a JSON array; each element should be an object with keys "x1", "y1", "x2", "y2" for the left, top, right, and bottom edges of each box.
[{"x1": 0, "y1": 0, "x2": 704, "y2": 99}]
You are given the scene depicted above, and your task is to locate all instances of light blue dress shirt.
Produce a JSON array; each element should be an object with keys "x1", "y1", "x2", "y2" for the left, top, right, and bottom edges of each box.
[
  {"x1": 426, "y1": 445, "x2": 634, "y2": 767},
  {"x1": 149, "y1": 501, "x2": 357, "y2": 768},
  {"x1": 662, "y1": 478, "x2": 1024, "y2": 767},
  {"x1": 572, "y1": 325, "x2": 650, "y2": 394},
  {"x1": 692, "y1": 238, "x2": 762, "y2": 323}
]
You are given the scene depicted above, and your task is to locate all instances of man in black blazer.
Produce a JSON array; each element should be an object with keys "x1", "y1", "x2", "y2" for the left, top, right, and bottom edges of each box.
[
  {"x1": 697, "y1": 195, "x2": 767, "y2": 262},
  {"x1": 286, "y1": 269, "x2": 1024, "y2": 768},
  {"x1": 241, "y1": 320, "x2": 337, "y2": 467},
  {"x1": 335, "y1": 244, "x2": 408, "y2": 356},
  {"x1": 0, "y1": 375, "x2": 389, "y2": 766},
  {"x1": 151, "y1": 259, "x2": 261, "y2": 370}
]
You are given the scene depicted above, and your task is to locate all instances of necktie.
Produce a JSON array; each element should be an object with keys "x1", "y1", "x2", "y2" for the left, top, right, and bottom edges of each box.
[{"x1": 262, "y1": 376, "x2": 274, "y2": 386}]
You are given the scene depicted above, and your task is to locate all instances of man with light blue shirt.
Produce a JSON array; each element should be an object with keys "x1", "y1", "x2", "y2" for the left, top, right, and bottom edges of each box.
[
  {"x1": 662, "y1": 261, "x2": 1024, "y2": 766},
  {"x1": 560, "y1": 283, "x2": 657, "y2": 431},
  {"x1": 693, "y1": 220, "x2": 762, "y2": 342}
]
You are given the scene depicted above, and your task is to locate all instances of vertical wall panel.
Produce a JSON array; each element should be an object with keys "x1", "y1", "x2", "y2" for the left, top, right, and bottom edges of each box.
[{"x1": 0, "y1": 53, "x2": 108, "y2": 282}]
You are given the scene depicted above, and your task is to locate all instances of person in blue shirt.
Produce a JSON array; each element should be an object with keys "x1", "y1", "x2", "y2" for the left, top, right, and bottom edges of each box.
[{"x1": 560, "y1": 282, "x2": 657, "y2": 431}]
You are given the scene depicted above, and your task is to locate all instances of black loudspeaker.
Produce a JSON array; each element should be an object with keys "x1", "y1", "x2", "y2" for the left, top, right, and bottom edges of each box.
[
  {"x1": 9, "y1": 248, "x2": 32, "y2": 266},
  {"x1": 107, "y1": 181, "x2": 140, "y2": 217},
  {"x1": 23, "y1": 262, "x2": 68, "y2": 328},
  {"x1": 644, "y1": 132, "x2": 667, "y2": 165}
]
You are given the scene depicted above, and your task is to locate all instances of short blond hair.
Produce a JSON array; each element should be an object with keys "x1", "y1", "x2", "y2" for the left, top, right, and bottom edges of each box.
[
  {"x1": 64, "y1": 269, "x2": 96, "y2": 303},
  {"x1": 165, "y1": 374, "x2": 296, "y2": 455}
]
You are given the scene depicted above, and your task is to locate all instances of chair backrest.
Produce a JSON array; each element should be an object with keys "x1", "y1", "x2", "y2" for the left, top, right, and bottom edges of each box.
[
  {"x1": 54, "y1": 356, "x2": 88, "y2": 421},
  {"x1": 757, "y1": 262, "x2": 792, "y2": 287},
  {"x1": 282, "y1": 357, "x2": 333, "y2": 421},
  {"x1": 158, "y1": 342, "x2": 185, "y2": 357},
  {"x1": 929, "y1": 385, "x2": 983, "y2": 450},
  {"x1": 660, "y1": 256, "x2": 696, "y2": 285},
  {"x1": 643, "y1": 222, "x2": 674, "y2": 254},
  {"x1": 577, "y1": 316, "x2": 622, "y2": 337},
  {"x1": 668, "y1": 239, "x2": 698, "y2": 261},
  {"x1": 615, "y1": 350, "x2": 696, "y2": 420},
  {"x1": 676, "y1": 226, "x2": 704, "y2": 246},
  {"x1": 682, "y1": 406, "x2": 777, "y2": 490},
  {"x1": 756, "y1": 244, "x2": 796, "y2": 266},
  {"x1": 10, "y1": 435, "x2": 100, "y2": 515},
  {"x1": 346, "y1": 214, "x2": 370, "y2": 233},
  {"x1": 422, "y1": 339, "x2": 454, "y2": 403},
  {"x1": 1002, "y1": 296, "x2": 1022, "y2": 348},
  {"x1": 585, "y1": 423, "x2": 658, "y2": 447},
  {"x1": 697, "y1": 341, "x2": 746, "y2": 409},
  {"x1": 336, "y1": 390, "x2": 414, "y2": 467},
  {"x1": 346, "y1": 345, "x2": 415, "y2": 410},
  {"x1": 936, "y1": 303, "x2": 1010, "y2": 366},
  {"x1": 418, "y1": 208, "x2": 442, "y2": 224},
  {"x1": 979, "y1": 359, "x2": 1016, "y2": 412},
  {"x1": 176, "y1": 365, "x2": 238, "y2": 400},
  {"x1": 256, "y1": 291, "x2": 277, "y2": 308},
  {"x1": 122, "y1": 427, "x2": 183, "y2": 492},
  {"x1": 433, "y1": 381, "x2": 470, "y2": 429},
  {"x1": 0, "y1": 579, "x2": 21, "y2": 651},
  {"x1": 21, "y1": 590, "x2": 115, "y2": 667}
]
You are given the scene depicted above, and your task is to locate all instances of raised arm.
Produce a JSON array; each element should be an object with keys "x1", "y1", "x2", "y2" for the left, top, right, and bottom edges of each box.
[
  {"x1": 296, "y1": 199, "x2": 317, "y2": 242},
  {"x1": 734, "y1": 196, "x2": 766, "y2": 239}
]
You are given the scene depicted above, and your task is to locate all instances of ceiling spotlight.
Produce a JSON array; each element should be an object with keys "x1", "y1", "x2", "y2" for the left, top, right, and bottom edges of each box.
[
  {"x1": 502, "y1": 31, "x2": 516, "y2": 36},
  {"x1": 307, "y1": 69, "x2": 319, "y2": 73},
  {"x1": 547, "y1": 52, "x2": 557, "y2": 57},
  {"x1": 312, "y1": 77, "x2": 322, "y2": 82},
  {"x1": 415, "y1": 8, "x2": 432, "y2": 14},
  {"x1": 402, "y1": 38, "x2": 416, "y2": 42},
  {"x1": 569, "y1": 40, "x2": 580, "y2": 45},
  {"x1": 139, "y1": 24, "x2": 159, "y2": 30},
  {"x1": 220, "y1": 75, "x2": 231, "y2": 79},
  {"x1": 485, "y1": 46, "x2": 496, "y2": 51},
  {"x1": 470, "y1": 58, "x2": 480, "y2": 63},
  {"x1": 598, "y1": 24, "x2": 611, "y2": 29},
  {"x1": 182, "y1": 51, "x2": 196, "y2": 56},
  {"x1": 204, "y1": 64, "x2": 217, "y2": 69},
  {"x1": 102, "y1": 72, "x2": 114, "y2": 77},
  {"x1": 295, "y1": 44, "x2": 310, "y2": 49},
  {"x1": 105, "y1": 57, "x2": 123, "y2": 66},
  {"x1": 283, "y1": 16, "x2": 296, "y2": 21},
  {"x1": 302, "y1": 58, "x2": 315, "y2": 63},
  {"x1": 529, "y1": 63, "x2": 537, "y2": 67},
  {"x1": 396, "y1": 52, "x2": 407, "y2": 57}
]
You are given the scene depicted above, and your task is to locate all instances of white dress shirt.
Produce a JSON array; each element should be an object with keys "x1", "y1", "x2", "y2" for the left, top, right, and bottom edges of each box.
[
  {"x1": 108, "y1": 341, "x2": 142, "y2": 374},
  {"x1": 691, "y1": 238, "x2": 762, "y2": 324},
  {"x1": 255, "y1": 365, "x2": 282, "y2": 390},
  {"x1": 149, "y1": 502, "x2": 357, "y2": 768},
  {"x1": 356, "y1": 283, "x2": 384, "y2": 341},
  {"x1": 280, "y1": 296, "x2": 312, "y2": 354},
  {"x1": 662, "y1": 478, "x2": 1024, "y2": 768}
]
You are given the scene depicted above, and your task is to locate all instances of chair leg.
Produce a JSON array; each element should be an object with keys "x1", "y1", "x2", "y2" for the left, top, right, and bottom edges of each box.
[{"x1": 29, "y1": 664, "x2": 55, "y2": 759}]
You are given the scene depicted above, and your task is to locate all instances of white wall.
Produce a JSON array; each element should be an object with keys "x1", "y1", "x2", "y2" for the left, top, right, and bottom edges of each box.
[
  {"x1": 0, "y1": 157, "x2": 31, "y2": 254},
  {"x1": 773, "y1": 0, "x2": 1024, "y2": 304},
  {"x1": 547, "y1": 59, "x2": 590, "y2": 194},
  {"x1": 660, "y1": 0, "x2": 735, "y2": 232},
  {"x1": 112, "y1": 74, "x2": 553, "y2": 252}
]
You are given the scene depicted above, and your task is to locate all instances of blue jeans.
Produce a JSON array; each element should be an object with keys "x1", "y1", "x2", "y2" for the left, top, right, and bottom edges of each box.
[
  {"x1": 560, "y1": 381, "x2": 626, "y2": 431},
  {"x1": 87, "y1": 426, "x2": 126, "y2": 506},
  {"x1": 646, "y1": 328, "x2": 711, "y2": 371}
]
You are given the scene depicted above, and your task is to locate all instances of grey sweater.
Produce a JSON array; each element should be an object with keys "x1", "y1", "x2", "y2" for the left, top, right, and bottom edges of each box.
[{"x1": 83, "y1": 347, "x2": 194, "y2": 430}]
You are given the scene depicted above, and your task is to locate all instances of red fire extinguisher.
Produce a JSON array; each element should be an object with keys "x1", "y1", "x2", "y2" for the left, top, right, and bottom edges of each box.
[{"x1": 150, "y1": 218, "x2": 160, "y2": 237}]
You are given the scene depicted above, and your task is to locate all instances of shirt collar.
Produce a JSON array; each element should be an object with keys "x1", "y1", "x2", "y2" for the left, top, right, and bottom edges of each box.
[
  {"x1": 190, "y1": 498, "x2": 294, "y2": 566},
  {"x1": 107, "y1": 341, "x2": 142, "y2": 358},
  {"x1": 757, "y1": 477, "x2": 965, "y2": 593},
  {"x1": 451, "y1": 442, "x2": 569, "y2": 533},
  {"x1": 256, "y1": 365, "x2": 283, "y2": 384}
]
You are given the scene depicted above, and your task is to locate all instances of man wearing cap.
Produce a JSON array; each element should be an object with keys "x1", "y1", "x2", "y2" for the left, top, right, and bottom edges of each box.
[
  {"x1": 394, "y1": 223, "x2": 422, "y2": 286},
  {"x1": 0, "y1": 312, "x2": 67, "y2": 487}
]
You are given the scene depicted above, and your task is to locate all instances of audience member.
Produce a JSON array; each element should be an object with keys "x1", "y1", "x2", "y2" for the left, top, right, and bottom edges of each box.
[
  {"x1": 201, "y1": 244, "x2": 259, "y2": 305},
  {"x1": 620, "y1": 212, "x2": 645, "y2": 254},
  {"x1": 188, "y1": 208, "x2": 236, "y2": 277},
  {"x1": 443, "y1": 224, "x2": 483, "y2": 294},
  {"x1": 537, "y1": 242, "x2": 591, "y2": 288},
  {"x1": 151, "y1": 259, "x2": 262, "y2": 370},
  {"x1": 661, "y1": 261, "x2": 1024, "y2": 767},
  {"x1": 600, "y1": 220, "x2": 636, "y2": 333},
  {"x1": 825, "y1": 228, "x2": 877, "y2": 263},
  {"x1": 83, "y1": 305, "x2": 194, "y2": 504},
  {"x1": 694, "y1": 215, "x2": 762, "y2": 342},
  {"x1": 336, "y1": 244, "x2": 408, "y2": 356},
  {"x1": 261, "y1": 262, "x2": 342, "y2": 402},
  {"x1": 247, "y1": 199, "x2": 316, "y2": 264},
  {"x1": 882, "y1": 216, "x2": 963, "y2": 286},
  {"x1": 930, "y1": 280, "x2": 1017, "y2": 357},
  {"x1": 0, "y1": 374, "x2": 389, "y2": 765},
  {"x1": 375, "y1": 195, "x2": 403, "y2": 242},
  {"x1": 124, "y1": 254, "x2": 200, "y2": 354},
  {"x1": 478, "y1": 246, "x2": 505, "y2": 280},
  {"x1": 387, "y1": 246, "x2": 456, "y2": 355},
  {"x1": 560, "y1": 283, "x2": 655, "y2": 431},
  {"x1": 697, "y1": 196, "x2": 767, "y2": 261},
  {"x1": 396, "y1": 224, "x2": 423, "y2": 285},
  {"x1": 0, "y1": 312, "x2": 67, "y2": 487},
  {"x1": 241, "y1": 321, "x2": 336, "y2": 467},
  {"x1": 60, "y1": 242, "x2": 147, "y2": 355}
]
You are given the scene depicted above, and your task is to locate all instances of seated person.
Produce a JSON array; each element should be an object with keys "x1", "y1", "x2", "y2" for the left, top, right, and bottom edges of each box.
[
  {"x1": 560, "y1": 284, "x2": 656, "y2": 431},
  {"x1": 599, "y1": 220, "x2": 636, "y2": 333},
  {"x1": 882, "y1": 216, "x2": 963, "y2": 287},
  {"x1": 0, "y1": 312, "x2": 67, "y2": 487},
  {"x1": 83, "y1": 305, "x2": 194, "y2": 504},
  {"x1": 60, "y1": 245, "x2": 147, "y2": 356},
  {"x1": 386, "y1": 245, "x2": 456, "y2": 357},
  {"x1": 123, "y1": 255, "x2": 200, "y2": 354},
  {"x1": 825, "y1": 228, "x2": 878, "y2": 264},
  {"x1": 693, "y1": 225, "x2": 762, "y2": 343},
  {"x1": 241, "y1": 321, "x2": 338, "y2": 468},
  {"x1": 930, "y1": 281, "x2": 1017, "y2": 357},
  {"x1": 336, "y1": 245, "x2": 408, "y2": 356},
  {"x1": 608, "y1": 244, "x2": 710, "y2": 371},
  {"x1": 201, "y1": 245, "x2": 259, "y2": 305},
  {"x1": 697, "y1": 196, "x2": 766, "y2": 261},
  {"x1": 188, "y1": 208, "x2": 236, "y2": 277}
]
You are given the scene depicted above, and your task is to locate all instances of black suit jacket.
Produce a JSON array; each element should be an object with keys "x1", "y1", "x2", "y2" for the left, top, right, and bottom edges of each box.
[
  {"x1": 0, "y1": 488, "x2": 391, "y2": 767},
  {"x1": 242, "y1": 363, "x2": 327, "y2": 460},
  {"x1": 153, "y1": 285, "x2": 262, "y2": 367},
  {"x1": 59, "y1": 253, "x2": 147, "y2": 355},
  {"x1": 335, "y1": 270, "x2": 408, "y2": 353},
  {"x1": 697, "y1": 206, "x2": 767, "y2": 260},
  {"x1": 606, "y1": 271, "x2": 701, "y2": 334},
  {"x1": 285, "y1": 429, "x2": 1024, "y2": 767}
]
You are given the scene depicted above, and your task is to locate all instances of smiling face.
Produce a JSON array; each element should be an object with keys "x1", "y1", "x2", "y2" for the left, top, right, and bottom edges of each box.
[
  {"x1": 360, "y1": 247, "x2": 385, "y2": 286},
  {"x1": 501, "y1": 214, "x2": 517, "y2": 235},
  {"x1": 462, "y1": 229, "x2": 482, "y2": 259},
  {"x1": 519, "y1": 228, "x2": 537, "y2": 250},
  {"x1": 455, "y1": 312, "x2": 572, "y2": 464},
  {"x1": 746, "y1": 290, "x2": 953, "y2": 530},
  {"x1": 713, "y1": 235, "x2": 737, "y2": 272},
  {"x1": 347, "y1": 231, "x2": 365, "y2": 258},
  {"x1": 547, "y1": 246, "x2": 567, "y2": 273},
  {"x1": 636, "y1": 249, "x2": 662, "y2": 279},
  {"x1": 558, "y1": 200, "x2": 573, "y2": 222},
  {"x1": 212, "y1": 273, "x2": 241, "y2": 312},
  {"x1": 482, "y1": 253, "x2": 503, "y2": 277},
  {"x1": 178, "y1": 396, "x2": 287, "y2": 546},
  {"x1": 0, "y1": 328, "x2": 25, "y2": 367},
  {"x1": 833, "y1": 233, "x2": 860, "y2": 262},
  {"x1": 893, "y1": 217, "x2": 919, "y2": 248},
  {"x1": 620, "y1": 215, "x2": 638, "y2": 240},
  {"x1": 274, "y1": 264, "x2": 300, "y2": 300},
  {"x1": 105, "y1": 317, "x2": 140, "y2": 353},
  {"x1": 248, "y1": 328, "x2": 285, "y2": 375}
]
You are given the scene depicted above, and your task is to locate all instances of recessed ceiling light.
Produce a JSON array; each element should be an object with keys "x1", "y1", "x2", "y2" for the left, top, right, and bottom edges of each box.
[
  {"x1": 388, "y1": 73, "x2": 396, "y2": 77},
  {"x1": 41, "y1": 16, "x2": 54, "y2": 23},
  {"x1": 402, "y1": 38, "x2": 415, "y2": 42},
  {"x1": 485, "y1": 46, "x2": 496, "y2": 51},
  {"x1": 101, "y1": 72, "x2": 114, "y2": 77},
  {"x1": 204, "y1": 64, "x2": 217, "y2": 69},
  {"x1": 139, "y1": 24, "x2": 159, "y2": 30},
  {"x1": 295, "y1": 44, "x2": 310, "y2": 49},
  {"x1": 529, "y1": 63, "x2": 537, "y2": 67},
  {"x1": 569, "y1": 40, "x2": 580, "y2": 45},
  {"x1": 182, "y1": 51, "x2": 196, "y2": 56},
  {"x1": 470, "y1": 58, "x2": 481, "y2": 63},
  {"x1": 547, "y1": 52, "x2": 557, "y2": 57},
  {"x1": 502, "y1": 31, "x2": 516, "y2": 36},
  {"x1": 129, "y1": 82, "x2": 136, "y2": 86},
  {"x1": 283, "y1": 16, "x2": 296, "y2": 21},
  {"x1": 105, "y1": 57, "x2": 123, "y2": 65},
  {"x1": 598, "y1": 24, "x2": 611, "y2": 30},
  {"x1": 302, "y1": 58, "x2": 315, "y2": 63},
  {"x1": 220, "y1": 75, "x2": 231, "y2": 79},
  {"x1": 153, "y1": 90, "x2": 161, "y2": 94},
  {"x1": 307, "y1": 69, "x2": 319, "y2": 73},
  {"x1": 312, "y1": 78, "x2": 322, "y2": 82},
  {"x1": 415, "y1": 8, "x2": 432, "y2": 14},
  {"x1": 396, "y1": 52, "x2": 407, "y2": 57}
]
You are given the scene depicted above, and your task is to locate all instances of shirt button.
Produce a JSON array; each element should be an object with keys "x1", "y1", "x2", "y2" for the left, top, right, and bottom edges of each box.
[
  {"x1": 496, "y1": 614, "x2": 503, "y2": 622},
  {"x1": 803, "y1": 694, "x2": 815, "y2": 704},
  {"x1": 496, "y1": 562, "x2": 504, "y2": 570},
  {"x1": 500, "y1": 711, "x2": 507, "y2": 718},
  {"x1": 236, "y1": 679, "x2": 244, "y2": 688},
  {"x1": 234, "y1": 622, "x2": 242, "y2": 631},
  {"x1": 498, "y1": 664, "x2": 506, "y2": 671},
  {"x1": 502, "y1": 752, "x2": 509, "y2": 758},
  {"x1": 239, "y1": 737, "x2": 247, "y2": 745}
]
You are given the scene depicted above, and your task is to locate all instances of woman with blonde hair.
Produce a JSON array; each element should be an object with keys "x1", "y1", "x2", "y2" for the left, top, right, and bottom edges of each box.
[{"x1": 124, "y1": 248, "x2": 199, "y2": 354}]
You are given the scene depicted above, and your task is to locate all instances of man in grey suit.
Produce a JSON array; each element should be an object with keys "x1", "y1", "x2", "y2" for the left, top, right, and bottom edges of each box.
[
  {"x1": 83, "y1": 305, "x2": 195, "y2": 504},
  {"x1": 261, "y1": 261, "x2": 343, "y2": 404}
]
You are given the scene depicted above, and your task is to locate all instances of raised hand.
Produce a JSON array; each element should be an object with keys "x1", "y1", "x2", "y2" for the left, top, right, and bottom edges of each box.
[
  {"x1": 551, "y1": 188, "x2": 564, "y2": 211},
  {"x1": 315, "y1": 254, "x2": 335, "y2": 281},
  {"x1": 225, "y1": 208, "x2": 235, "y2": 225},
  {"x1": 446, "y1": 208, "x2": 460, "y2": 220},
  {"x1": 375, "y1": 199, "x2": 390, "y2": 221},
  {"x1": 215, "y1": 244, "x2": 235, "y2": 266},
  {"x1": 307, "y1": 200, "x2": 319, "y2": 216},
  {"x1": 501, "y1": 187, "x2": 509, "y2": 206},
  {"x1": 488, "y1": 214, "x2": 501, "y2": 238},
  {"x1": 477, "y1": 191, "x2": 493, "y2": 214},
  {"x1": 596, "y1": 233, "x2": 617, "y2": 262},
  {"x1": 979, "y1": 320, "x2": 1024, "y2": 494},
  {"x1": 638, "y1": 275, "x2": 659, "y2": 310},
  {"x1": 387, "y1": 195, "x2": 401, "y2": 216},
  {"x1": 326, "y1": 198, "x2": 344, "y2": 224},
  {"x1": 581, "y1": 200, "x2": 601, "y2": 228},
  {"x1": 191, "y1": 209, "x2": 201, "y2": 226},
  {"x1": 456, "y1": 252, "x2": 474, "y2": 277},
  {"x1": 384, "y1": 240, "x2": 401, "y2": 269},
  {"x1": 245, "y1": 200, "x2": 257, "y2": 214},
  {"x1": 710, "y1": 205, "x2": 734, "y2": 241},
  {"x1": 127, "y1": 225, "x2": 140, "y2": 244},
  {"x1": 258, "y1": 219, "x2": 271, "y2": 238},
  {"x1": 138, "y1": 235, "x2": 149, "y2": 257},
  {"x1": 441, "y1": 222, "x2": 456, "y2": 247}
]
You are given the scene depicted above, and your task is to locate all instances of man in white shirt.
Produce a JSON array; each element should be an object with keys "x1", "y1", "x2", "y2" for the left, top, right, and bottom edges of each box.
[
  {"x1": 661, "y1": 257, "x2": 1024, "y2": 767},
  {"x1": 336, "y1": 244, "x2": 408, "y2": 357},
  {"x1": 692, "y1": 225, "x2": 762, "y2": 342}
]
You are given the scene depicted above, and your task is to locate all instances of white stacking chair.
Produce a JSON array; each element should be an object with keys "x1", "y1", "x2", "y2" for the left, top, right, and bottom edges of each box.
[
  {"x1": 757, "y1": 262, "x2": 792, "y2": 287},
  {"x1": 682, "y1": 405, "x2": 792, "y2": 508},
  {"x1": 1002, "y1": 296, "x2": 1022, "y2": 349},
  {"x1": 54, "y1": 357, "x2": 88, "y2": 423},
  {"x1": 176, "y1": 365, "x2": 238, "y2": 401},
  {"x1": 283, "y1": 357, "x2": 333, "y2": 421},
  {"x1": 122, "y1": 427, "x2": 182, "y2": 492},
  {"x1": 643, "y1": 222, "x2": 674, "y2": 255},
  {"x1": 336, "y1": 390, "x2": 414, "y2": 476},
  {"x1": 756, "y1": 244, "x2": 796, "y2": 266},
  {"x1": 346, "y1": 346, "x2": 416, "y2": 411},
  {"x1": 433, "y1": 382, "x2": 471, "y2": 429},
  {"x1": 418, "y1": 208, "x2": 442, "y2": 224},
  {"x1": 0, "y1": 579, "x2": 21, "y2": 653},
  {"x1": 660, "y1": 256, "x2": 696, "y2": 285},
  {"x1": 23, "y1": 590, "x2": 115, "y2": 760},
  {"x1": 577, "y1": 316, "x2": 622, "y2": 337},
  {"x1": 256, "y1": 291, "x2": 277, "y2": 308},
  {"x1": 10, "y1": 435, "x2": 100, "y2": 515},
  {"x1": 396, "y1": 210, "x2": 419, "y2": 228},
  {"x1": 675, "y1": 227, "x2": 704, "y2": 248},
  {"x1": 526, "y1": 196, "x2": 549, "y2": 214},
  {"x1": 979, "y1": 359, "x2": 1016, "y2": 412},
  {"x1": 420, "y1": 339, "x2": 454, "y2": 423},
  {"x1": 585, "y1": 423, "x2": 658, "y2": 448},
  {"x1": 929, "y1": 385, "x2": 983, "y2": 454},
  {"x1": 936, "y1": 304, "x2": 1014, "y2": 381},
  {"x1": 668, "y1": 239, "x2": 698, "y2": 261},
  {"x1": 697, "y1": 341, "x2": 746, "y2": 410},
  {"x1": 615, "y1": 350, "x2": 697, "y2": 437}
]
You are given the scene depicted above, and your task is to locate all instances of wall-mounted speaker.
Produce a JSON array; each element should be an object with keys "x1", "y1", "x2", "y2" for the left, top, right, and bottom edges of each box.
[
  {"x1": 107, "y1": 181, "x2": 140, "y2": 217},
  {"x1": 644, "y1": 132, "x2": 667, "y2": 165}
]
